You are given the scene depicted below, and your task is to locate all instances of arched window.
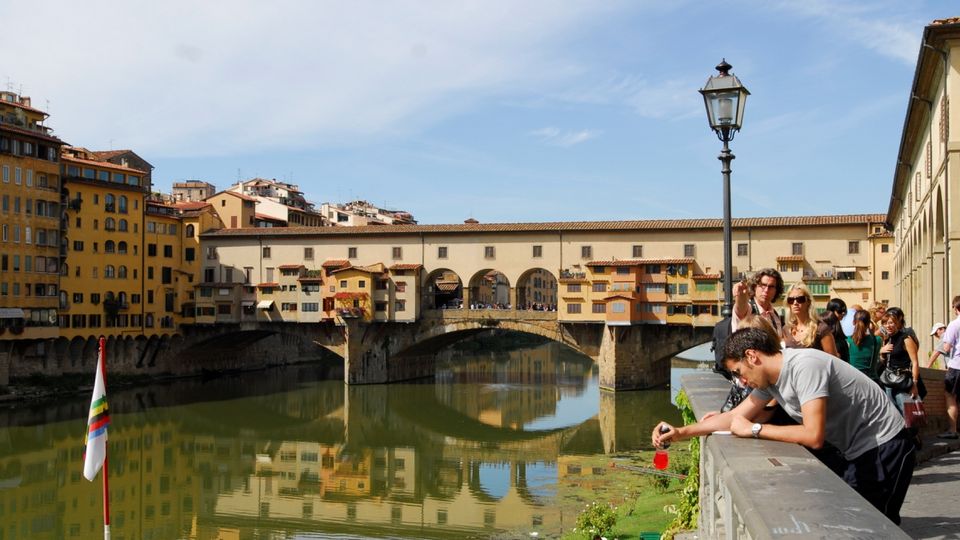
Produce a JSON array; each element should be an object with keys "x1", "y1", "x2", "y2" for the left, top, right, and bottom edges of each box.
[
  {"x1": 118, "y1": 265, "x2": 128, "y2": 278},
  {"x1": 118, "y1": 292, "x2": 127, "y2": 305},
  {"x1": 105, "y1": 217, "x2": 116, "y2": 231},
  {"x1": 185, "y1": 224, "x2": 195, "y2": 237},
  {"x1": 105, "y1": 265, "x2": 116, "y2": 278},
  {"x1": 118, "y1": 241, "x2": 128, "y2": 254},
  {"x1": 118, "y1": 195, "x2": 128, "y2": 214},
  {"x1": 61, "y1": 263, "x2": 68, "y2": 276},
  {"x1": 105, "y1": 193, "x2": 116, "y2": 212},
  {"x1": 118, "y1": 219, "x2": 128, "y2": 232},
  {"x1": 105, "y1": 240, "x2": 116, "y2": 253}
]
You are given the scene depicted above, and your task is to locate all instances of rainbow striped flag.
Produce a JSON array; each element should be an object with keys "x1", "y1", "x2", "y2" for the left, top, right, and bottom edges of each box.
[{"x1": 83, "y1": 340, "x2": 109, "y2": 481}]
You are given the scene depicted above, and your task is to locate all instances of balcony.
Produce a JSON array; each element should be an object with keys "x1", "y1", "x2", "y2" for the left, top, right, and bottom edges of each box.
[{"x1": 831, "y1": 279, "x2": 870, "y2": 291}]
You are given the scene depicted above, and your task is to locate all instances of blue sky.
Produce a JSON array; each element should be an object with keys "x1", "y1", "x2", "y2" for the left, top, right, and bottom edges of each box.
[{"x1": 2, "y1": 1, "x2": 952, "y2": 223}]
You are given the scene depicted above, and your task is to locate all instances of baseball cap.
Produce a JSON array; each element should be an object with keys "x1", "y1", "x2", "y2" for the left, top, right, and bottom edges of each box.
[{"x1": 930, "y1": 322, "x2": 946, "y2": 335}]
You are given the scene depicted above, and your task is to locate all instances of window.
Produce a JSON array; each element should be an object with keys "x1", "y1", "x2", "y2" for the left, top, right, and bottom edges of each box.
[
  {"x1": 581, "y1": 246, "x2": 592, "y2": 259},
  {"x1": 737, "y1": 243, "x2": 748, "y2": 256},
  {"x1": 73, "y1": 293, "x2": 84, "y2": 303},
  {"x1": 532, "y1": 245, "x2": 543, "y2": 258},
  {"x1": 881, "y1": 244, "x2": 890, "y2": 253},
  {"x1": 792, "y1": 242, "x2": 803, "y2": 255},
  {"x1": 881, "y1": 271, "x2": 890, "y2": 280},
  {"x1": 301, "y1": 303, "x2": 320, "y2": 312},
  {"x1": 262, "y1": 246, "x2": 271, "y2": 258},
  {"x1": 105, "y1": 240, "x2": 116, "y2": 253},
  {"x1": 392, "y1": 247, "x2": 402, "y2": 259},
  {"x1": 611, "y1": 302, "x2": 626, "y2": 313},
  {"x1": 616, "y1": 267, "x2": 630, "y2": 275},
  {"x1": 567, "y1": 283, "x2": 581, "y2": 292},
  {"x1": 118, "y1": 219, "x2": 128, "y2": 232},
  {"x1": 645, "y1": 264, "x2": 661, "y2": 274},
  {"x1": 484, "y1": 246, "x2": 495, "y2": 259},
  {"x1": 185, "y1": 248, "x2": 195, "y2": 261},
  {"x1": 592, "y1": 303, "x2": 605, "y2": 314},
  {"x1": 304, "y1": 247, "x2": 314, "y2": 259},
  {"x1": 592, "y1": 282, "x2": 606, "y2": 292},
  {"x1": 848, "y1": 241, "x2": 860, "y2": 255},
  {"x1": 185, "y1": 224, "x2": 195, "y2": 237},
  {"x1": 348, "y1": 247, "x2": 358, "y2": 259},
  {"x1": 438, "y1": 246, "x2": 448, "y2": 259},
  {"x1": 118, "y1": 195, "x2": 128, "y2": 213},
  {"x1": 359, "y1": 280, "x2": 366, "y2": 288},
  {"x1": 375, "y1": 302, "x2": 388, "y2": 312},
  {"x1": 163, "y1": 245, "x2": 173, "y2": 258},
  {"x1": 678, "y1": 284, "x2": 688, "y2": 295},
  {"x1": 567, "y1": 303, "x2": 582, "y2": 314},
  {"x1": 340, "y1": 280, "x2": 348, "y2": 288},
  {"x1": 683, "y1": 244, "x2": 695, "y2": 257},
  {"x1": 395, "y1": 300, "x2": 406, "y2": 312},
  {"x1": 147, "y1": 244, "x2": 157, "y2": 257},
  {"x1": 632, "y1": 245, "x2": 642, "y2": 258}
]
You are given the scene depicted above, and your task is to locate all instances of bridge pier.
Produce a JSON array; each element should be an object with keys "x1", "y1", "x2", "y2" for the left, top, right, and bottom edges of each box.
[{"x1": 597, "y1": 324, "x2": 711, "y2": 391}]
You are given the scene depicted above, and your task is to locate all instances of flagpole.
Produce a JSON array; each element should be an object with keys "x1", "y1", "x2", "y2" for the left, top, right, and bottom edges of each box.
[{"x1": 99, "y1": 336, "x2": 111, "y2": 540}]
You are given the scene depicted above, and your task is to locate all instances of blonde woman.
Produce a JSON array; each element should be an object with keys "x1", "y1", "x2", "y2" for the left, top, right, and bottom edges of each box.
[{"x1": 781, "y1": 283, "x2": 839, "y2": 357}]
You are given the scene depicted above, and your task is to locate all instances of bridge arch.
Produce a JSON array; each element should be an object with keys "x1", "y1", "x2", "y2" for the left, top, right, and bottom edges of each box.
[
  {"x1": 422, "y1": 268, "x2": 464, "y2": 309},
  {"x1": 515, "y1": 267, "x2": 557, "y2": 310},
  {"x1": 467, "y1": 269, "x2": 510, "y2": 309}
]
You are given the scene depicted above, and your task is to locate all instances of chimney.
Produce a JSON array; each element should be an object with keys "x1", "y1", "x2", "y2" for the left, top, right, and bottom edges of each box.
[{"x1": 464, "y1": 218, "x2": 479, "y2": 224}]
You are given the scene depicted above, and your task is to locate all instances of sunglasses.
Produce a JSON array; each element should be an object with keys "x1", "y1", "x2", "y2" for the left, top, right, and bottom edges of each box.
[{"x1": 786, "y1": 296, "x2": 807, "y2": 305}]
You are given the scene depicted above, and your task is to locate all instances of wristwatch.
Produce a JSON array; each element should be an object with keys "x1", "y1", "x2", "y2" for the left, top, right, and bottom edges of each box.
[{"x1": 751, "y1": 423, "x2": 763, "y2": 439}]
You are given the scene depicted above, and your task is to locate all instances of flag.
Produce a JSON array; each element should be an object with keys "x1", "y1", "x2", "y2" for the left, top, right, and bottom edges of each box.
[{"x1": 83, "y1": 340, "x2": 109, "y2": 481}]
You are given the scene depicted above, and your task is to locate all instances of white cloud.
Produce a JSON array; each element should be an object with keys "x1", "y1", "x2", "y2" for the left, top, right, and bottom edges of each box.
[
  {"x1": 550, "y1": 73, "x2": 702, "y2": 120},
  {"x1": 0, "y1": 0, "x2": 627, "y2": 157},
  {"x1": 528, "y1": 127, "x2": 601, "y2": 147}
]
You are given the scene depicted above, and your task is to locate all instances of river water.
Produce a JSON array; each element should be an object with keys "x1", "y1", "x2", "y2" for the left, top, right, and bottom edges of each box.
[{"x1": 0, "y1": 336, "x2": 682, "y2": 539}]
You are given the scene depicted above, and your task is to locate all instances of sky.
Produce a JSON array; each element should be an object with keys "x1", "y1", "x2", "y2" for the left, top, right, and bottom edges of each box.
[{"x1": 1, "y1": 1, "x2": 952, "y2": 224}]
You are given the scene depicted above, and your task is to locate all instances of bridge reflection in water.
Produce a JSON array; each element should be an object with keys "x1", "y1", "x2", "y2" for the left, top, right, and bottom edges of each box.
[{"x1": 0, "y1": 338, "x2": 682, "y2": 539}]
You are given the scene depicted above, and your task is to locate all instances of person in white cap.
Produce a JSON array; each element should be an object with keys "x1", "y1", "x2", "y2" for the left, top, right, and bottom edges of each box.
[{"x1": 927, "y1": 322, "x2": 948, "y2": 369}]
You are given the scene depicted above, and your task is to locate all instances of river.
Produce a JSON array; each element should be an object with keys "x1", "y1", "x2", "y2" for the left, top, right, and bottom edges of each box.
[{"x1": 0, "y1": 334, "x2": 682, "y2": 539}]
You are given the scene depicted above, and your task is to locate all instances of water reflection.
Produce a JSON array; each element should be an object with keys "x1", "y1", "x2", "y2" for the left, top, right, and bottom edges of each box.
[{"x1": 0, "y1": 340, "x2": 680, "y2": 539}]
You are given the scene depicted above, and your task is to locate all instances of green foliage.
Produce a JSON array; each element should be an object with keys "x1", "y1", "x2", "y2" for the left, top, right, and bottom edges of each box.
[
  {"x1": 661, "y1": 389, "x2": 700, "y2": 540},
  {"x1": 574, "y1": 501, "x2": 618, "y2": 539}
]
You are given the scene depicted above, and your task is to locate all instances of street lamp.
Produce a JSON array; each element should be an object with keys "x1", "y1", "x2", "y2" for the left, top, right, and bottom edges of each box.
[{"x1": 700, "y1": 59, "x2": 749, "y2": 318}]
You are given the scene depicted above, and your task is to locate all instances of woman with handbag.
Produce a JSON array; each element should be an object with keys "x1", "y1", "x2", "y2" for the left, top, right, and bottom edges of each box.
[
  {"x1": 879, "y1": 310, "x2": 925, "y2": 413},
  {"x1": 847, "y1": 310, "x2": 882, "y2": 383}
]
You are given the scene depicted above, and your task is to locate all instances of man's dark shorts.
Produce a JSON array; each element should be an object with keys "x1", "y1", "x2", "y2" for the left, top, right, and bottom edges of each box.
[{"x1": 946, "y1": 368, "x2": 960, "y2": 397}]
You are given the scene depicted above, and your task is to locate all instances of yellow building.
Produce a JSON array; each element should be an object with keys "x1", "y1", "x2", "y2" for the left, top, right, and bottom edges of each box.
[
  {"x1": 206, "y1": 190, "x2": 257, "y2": 229},
  {"x1": 59, "y1": 146, "x2": 149, "y2": 339},
  {"x1": 143, "y1": 200, "x2": 190, "y2": 332},
  {"x1": 329, "y1": 264, "x2": 383, "y2": 322},
  {"x1": 0, "y1": 91, "x2": 64, "y2": 340}
]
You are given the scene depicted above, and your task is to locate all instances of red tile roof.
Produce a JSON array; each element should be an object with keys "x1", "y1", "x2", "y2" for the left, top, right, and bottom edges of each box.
[
  {"x1": 435, "y1": 282, "x2": 460, "y2": 292},
  {"x1": 173, "y1": 201, "x2": 210, "y2": 211},
  {"x1": 776, "y1": 255, "x2": 804, "y2": 262},
  {"x1": 389, "y1": 264, "x2": 423, "y2": 271},
  {"x1": 257, "y1": 282, "x2": 279, "y2": 288},
  {"x1": 278, "y1": 264, "x2": 304, "y2": 269},
  {"x1": 202, "y1": 214, "x2": 886, "y2": 238},
  {"x1": 224, "y1": 191, "x2": 258, "y2": 202},
  {"x1": 90, "y1": 149, "x2": 131, "y2": 161},
  {"x1": 693, "y1": 273, "x2": 721, "y2": 280},
  {"x1": 0, "y1": 121, "x2": 64, "y2": 144},
  {"x1": 61, "y1": 153, "x2": 147, "y2": 174},
  {"x1": 322, "y1": 259, "x2": 350, "y2": 268}
]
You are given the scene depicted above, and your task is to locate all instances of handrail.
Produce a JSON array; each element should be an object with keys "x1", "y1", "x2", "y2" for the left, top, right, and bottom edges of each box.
[{"x1": 681, "y1": 372, "x2": 910, "y2": 539}]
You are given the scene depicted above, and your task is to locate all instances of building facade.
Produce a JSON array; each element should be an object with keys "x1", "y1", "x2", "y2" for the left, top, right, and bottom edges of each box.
[
  {"x1": 887, "y1": 17, "x2": 960, "y2": 355},
  {"x1": 199, "y1": 214, "x2": 892, "y2": 329},
  {"x1": 0, "y1": 91, "x2": 64, "y2": 340}
]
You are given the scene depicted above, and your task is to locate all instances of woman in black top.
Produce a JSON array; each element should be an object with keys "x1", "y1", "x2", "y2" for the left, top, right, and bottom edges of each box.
[
  {"x1": 824, "y1": 298, "x2": 850, "y2": 362},
  {"x1": 879, "y1": 310, "x2": 924, "y2": 413}
]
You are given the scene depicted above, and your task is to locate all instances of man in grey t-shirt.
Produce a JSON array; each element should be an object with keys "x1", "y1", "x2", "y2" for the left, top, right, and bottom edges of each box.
[{"x1": 652, "y1": 327, "x2": 916, "y2": 525}]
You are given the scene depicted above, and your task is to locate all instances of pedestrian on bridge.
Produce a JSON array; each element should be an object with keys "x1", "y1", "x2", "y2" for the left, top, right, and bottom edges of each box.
[
  {"x1": 653, "y1": 327, "x2": 916, "y2": 525},
  {"x1": 929, "y1": 296, "x2": 960, "y2": 439}
]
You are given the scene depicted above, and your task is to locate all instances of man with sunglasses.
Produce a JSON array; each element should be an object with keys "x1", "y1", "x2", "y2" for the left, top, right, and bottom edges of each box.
[{"x1": 653, "y1": 327, "x2": 915, "y2": 525}]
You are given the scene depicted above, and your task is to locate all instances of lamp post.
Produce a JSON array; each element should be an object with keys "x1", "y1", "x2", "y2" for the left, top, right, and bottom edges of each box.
[{"x1": 700, "y1": 59, "x2": 749, "y2": 318}]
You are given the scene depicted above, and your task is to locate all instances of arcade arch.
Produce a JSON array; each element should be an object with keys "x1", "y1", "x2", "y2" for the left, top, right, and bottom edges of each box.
[
  {"x1": 516, "y1": 268, "x2": 558, "y2": 310},
  {"x1": 468, "y1": 269, "x2": 510, "y2": 309},
  {"x1": 422, "y1": 268, "x2": 463, "y2": 309}
]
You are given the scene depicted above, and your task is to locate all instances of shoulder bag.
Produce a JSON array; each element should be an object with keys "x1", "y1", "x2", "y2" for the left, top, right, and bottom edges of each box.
[{"x1": 879, "y1": 365, "x2": 913, "y2": 391}]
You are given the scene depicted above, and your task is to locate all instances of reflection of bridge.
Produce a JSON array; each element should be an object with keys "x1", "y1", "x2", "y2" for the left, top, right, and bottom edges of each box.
[{"x1": 154, "y1": 310, "x2": 710, "y2": 390}]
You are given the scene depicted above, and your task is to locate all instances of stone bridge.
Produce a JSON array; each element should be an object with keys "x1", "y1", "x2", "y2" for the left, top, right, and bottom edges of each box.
[{"x1": 161, "y1": 309, "x2": 711, "y2": 390}]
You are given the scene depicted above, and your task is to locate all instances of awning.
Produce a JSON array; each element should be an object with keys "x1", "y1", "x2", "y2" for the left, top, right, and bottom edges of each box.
[
  {"x1": 0, "y1": 308, "x2": 25, "y2": 319},
  {"x1": 257, "y1": 300, "x2": 275, "y2": 310},
  {"x1": 241, "y1": 301, "x2": 255, "y2": 307},
  {"x1": 834, "y1": 267, "x2": 857, "y2": 273}
]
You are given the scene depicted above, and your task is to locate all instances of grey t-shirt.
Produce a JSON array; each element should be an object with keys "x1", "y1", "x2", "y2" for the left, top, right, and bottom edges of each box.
[{"x1": 752, "y1": 347, "x2": 904, "y2": 460}]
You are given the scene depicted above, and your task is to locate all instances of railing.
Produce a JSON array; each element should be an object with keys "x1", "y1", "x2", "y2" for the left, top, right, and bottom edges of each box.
[
  {"x1": 421, "y1": 308, "x2": 558, "y2": 321},
  {"x1": 681, "y1": 372, "x2": 910, "y2": 539}
]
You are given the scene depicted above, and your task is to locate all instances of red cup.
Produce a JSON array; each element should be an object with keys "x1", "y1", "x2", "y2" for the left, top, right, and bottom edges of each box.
[{"x1": 653, "y1": 450, "x2": 669, "y2": 470}]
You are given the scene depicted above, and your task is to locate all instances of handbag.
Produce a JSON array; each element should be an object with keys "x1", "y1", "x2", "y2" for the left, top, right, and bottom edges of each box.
[
  {"x1": 903, "y1": 397, "x2": 927, "y2": 429},
  {"x1": 879, "y1": 366, "x2": 913, "y2": 391}
]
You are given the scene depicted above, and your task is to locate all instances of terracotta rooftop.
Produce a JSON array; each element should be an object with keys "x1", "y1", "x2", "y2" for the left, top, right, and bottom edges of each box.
[
  {"x1": 932, "y1": 17, "x2": 960, "y2": 25},
  {"x1": 776, "y1": 255, "x2": 805, "y2": 262},
  {"x1": 278, "y1": 264, "x2": 305, "y2": 269},
  {"x1": 203, "y1": 214, "x2": 886, "y2": 238},
  {"x1": 173, "y1": 201, "x2": 210, "y2": 211},
  {"x1": 0, "y1": 121, "x2": 64, "y2": 144},
  {"x1": 692, "y1": 273, "x2": 721, "y2": 280},
  {"x1": 257, "y1": 282, "x2": 279, "y2": 288},
  {"x1": 0, "y1": 95, "x2": 47, "y2": 115},
  {"x1": 389, "y1": 264, "x2": 423, "y2": 271},
  {"x1": 61, "y1": 152, "x2": 148, "y2": 174},
  {"x1": 587, "y1": 257, "x2": 695, "y2": 267},
  {"x1": 321, "y1": 259, "x2": 350, "y2": 268},
  {"x1": 90, "y1": 149, "x2": 132, "y2": 161}
]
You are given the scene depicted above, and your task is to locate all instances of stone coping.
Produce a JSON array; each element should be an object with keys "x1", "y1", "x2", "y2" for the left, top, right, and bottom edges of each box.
[{"x1": 682, "y1": 372, "x2": 911, "y2": 539}]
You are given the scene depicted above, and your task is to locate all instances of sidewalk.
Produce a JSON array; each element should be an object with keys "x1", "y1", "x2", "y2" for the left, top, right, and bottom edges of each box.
[{"x1": 899, "y1": 434, "x2": 960, "y2": 540}]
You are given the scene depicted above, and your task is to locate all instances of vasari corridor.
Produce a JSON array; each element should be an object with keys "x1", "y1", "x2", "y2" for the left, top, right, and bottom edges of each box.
[{"x1": 2, "y1": 4, "x2": 960, "y2": 540}]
